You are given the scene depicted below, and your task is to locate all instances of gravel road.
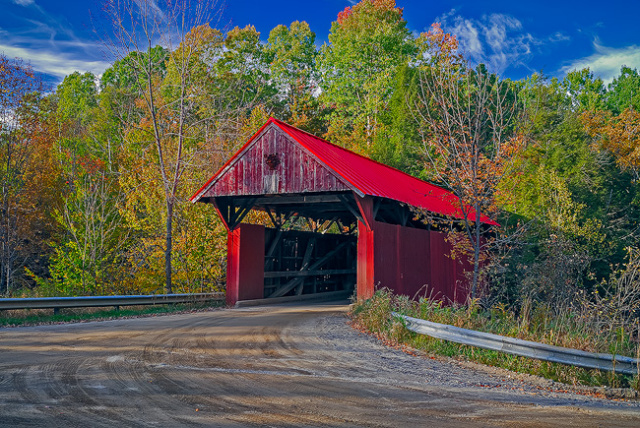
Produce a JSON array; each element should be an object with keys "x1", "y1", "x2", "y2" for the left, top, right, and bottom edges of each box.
[{"x1": 1, "y1": 300, "x2": 640, "y2": 427}]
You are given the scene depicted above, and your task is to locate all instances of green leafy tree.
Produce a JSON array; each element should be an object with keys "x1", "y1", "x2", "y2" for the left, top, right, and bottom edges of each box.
[
  {"x1": 318, "y1": 0, "x2": 415, "y2": 152},
  {"x1": 562, "y1": 68, "x2": 605, "y2": 111},
  {"x1": 101, "y1": 46, "x2": 169, "y2": 91},
  {"x1": 499, "y1": 74, "x2": 640, "y2": 304},
  {"x1": 266, "y1": 21, "x2": 328, "y2": 133},
  {"x1": 606, "y1": 66, "x2": 640, "y2": 114},
  {"x1": 267, "y1": 21, "x2": 317, "y2": 104},
  {"x1": 369, "y1": 63, "x2": 423, "y2": 175},
  {"x1": 214, "y1": 25, "x2": 276, "y2": 115}
]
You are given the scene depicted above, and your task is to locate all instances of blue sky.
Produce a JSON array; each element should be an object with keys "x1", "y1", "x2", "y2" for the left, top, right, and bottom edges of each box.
[{"x1": 2, "y1": 0, "x2": 639, "y2": 87}]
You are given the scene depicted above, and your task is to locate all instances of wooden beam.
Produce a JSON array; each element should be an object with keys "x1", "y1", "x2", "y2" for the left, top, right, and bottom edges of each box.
[
  {"x1": 338, "y1": 194, "x2": 364, "y2": 224},
  {"x1": 264, "y1": 230, "x2": 283, "y2": 271},
  {"x1": 269, "y1": 240, "x2": 351, "y2": 298},
  {"x1": 264, "y1": 269, "x2": 356, "y2": 278},
  {"x1": 264, "y1": 207, "x2": 279, "y2": 229},
  {"x1": 228, "y1": 198, "x2": 257, "y2": 229},
  {"x1": 295, "y1": 237, "x2": 315, "y2": 295},
  {"x1": 319, "y1": 217, "x2": 337, "y2": 234},
  {"x1": 211, "y1": 198, "x2": 231, "y2": 231},
  {"x1": 373, "y1": 198, "x2": 382, "y2": 220},
  {"x1": 252, "y1": 194, "x2": 344, "y2": 206}
]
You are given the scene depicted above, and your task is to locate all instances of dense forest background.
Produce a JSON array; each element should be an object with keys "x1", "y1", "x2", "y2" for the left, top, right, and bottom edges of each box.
[{"x1": 1, "y1": 0, "x2": 639, "y2": 320}]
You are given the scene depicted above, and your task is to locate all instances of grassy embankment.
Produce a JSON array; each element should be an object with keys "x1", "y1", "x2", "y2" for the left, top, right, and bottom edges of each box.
[{"x1": 351, "y1": 288, "x2": 640, "y2": 391}]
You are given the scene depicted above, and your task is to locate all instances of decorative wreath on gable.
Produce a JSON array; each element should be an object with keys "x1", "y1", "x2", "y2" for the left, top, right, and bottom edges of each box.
[{"x1": 265, "y1": 153, "x2": 280, "y2": 170}]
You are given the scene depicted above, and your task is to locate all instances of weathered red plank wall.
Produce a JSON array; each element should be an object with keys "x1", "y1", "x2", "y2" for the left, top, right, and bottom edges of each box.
[
  {"x1": 204, "y1": 127, "x2": 350, "y2": 198},
  {"x1": 357, "y1": 220, "x2": 471, "y2": 303},
  {"x1": 226, "y1": 223, "x2": 265, "y2": 305}
]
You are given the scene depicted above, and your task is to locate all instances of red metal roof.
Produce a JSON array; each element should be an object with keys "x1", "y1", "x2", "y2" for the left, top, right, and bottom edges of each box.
[{"x1": 192, "y1": 118, "x2": 497, "y2": 226}]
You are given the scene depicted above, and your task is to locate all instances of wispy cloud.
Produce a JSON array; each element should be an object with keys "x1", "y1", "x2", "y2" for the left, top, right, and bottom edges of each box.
[
  {"x1": 435, "y1": 10, "x2": 570, "y2": 76},
  {"x1": 0, "y1": 2, "x2": 109, "y2": 83},
  {"x1": 436, "y1": 11, "x2": 536, "y2": 75},
  {"x1": 12, "y1": 0, "x2": 35, "y2": 7},
  {"x1": 0, "y1": 43, "x2": 110, "y2": 79},
  {"x1": 560, "y1": 40, "x2": 640, "y2": 84}
]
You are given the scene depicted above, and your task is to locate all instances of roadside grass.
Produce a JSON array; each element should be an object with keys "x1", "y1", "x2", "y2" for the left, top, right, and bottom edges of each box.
[
  {"x1": 0, "y1": 301, "x2": 225, "y2": 328},
  {"x1": 351, "y1": 288, "x2": 640, "y2": 391}
]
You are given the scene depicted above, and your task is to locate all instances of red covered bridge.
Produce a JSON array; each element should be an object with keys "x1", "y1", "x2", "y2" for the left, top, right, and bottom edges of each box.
[{"x1": 192, "y1": 118, "x2": 494, "y2": 305}]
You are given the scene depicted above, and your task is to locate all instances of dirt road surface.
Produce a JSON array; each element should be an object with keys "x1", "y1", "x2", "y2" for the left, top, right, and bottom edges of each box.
[{"x1": 1, "y1": 301, "x2": 640, "y2": 427}]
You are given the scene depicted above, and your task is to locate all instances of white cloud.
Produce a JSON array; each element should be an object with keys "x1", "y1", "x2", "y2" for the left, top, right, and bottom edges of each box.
[
  {"x1": 0, "y1": 43, "x2": 110, "y2": 79},
  {"x1": 0, "y1": 3, "x2": 110, "y2": 83},
  {"x1": 437, "y1": 12, "x2": 536, "y2": 75},
  {"x1": 549, "y1": 32, "x2": 570, "y2": 43},
  {"x1": 560, "y1": 41, "x2": 640, "y2": 84},
  {"x1": 12, "y1": 0, "x2": 35, "y2": 6}
]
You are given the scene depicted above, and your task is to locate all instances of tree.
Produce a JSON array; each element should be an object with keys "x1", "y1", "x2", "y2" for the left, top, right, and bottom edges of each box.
[
  {"x1": 414, "y1": 26, "x2": 522, "y2": 298},
  {"x1": 499, "y1": 74, "x2": 639, "y2": 304},
  {"x1": 266, "y1": 21, "x2": 327, "y2": 135},
  {"x1": 216, "y1": 25, "x2": 275, "y2": 109},
  {"x1": 318, "y1": 0, "x2": 415, "y2": 152},
  {"x1": 562, "y1": 68, "x2": 605, "y2": 111},
  {"x1": 104, "y1": 0, "x2": 223, "y2": 294},
  {"x1": 0, "y1": 55, "x2": 45, "y2": 295},
  {"x1": 582, "y1": 107, "x2": 640, "y2": 180},
  {"x1": 369, "y1": 63, "x2": 423, "y2": 175},
  {"x1": 606, "y1": 66, "x2": 640, "y2": 114},
  {"x1": 267, "y1": 21, "x2": 317, "y2": 104}
]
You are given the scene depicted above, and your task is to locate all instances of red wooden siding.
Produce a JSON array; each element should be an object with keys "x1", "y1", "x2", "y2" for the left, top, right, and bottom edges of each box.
[
  {"x1": 357, "y1": 220, "x2": 375, "y2": 300},
  {"x1": 226, "y1": 223, "x2": 265, "y2": 305},
  {"x1": 202, "y1": 127, "x2": 351, "y2": 198},
  {"x1": 357, "y1": 218, "x2": 471, "y2": 304}
]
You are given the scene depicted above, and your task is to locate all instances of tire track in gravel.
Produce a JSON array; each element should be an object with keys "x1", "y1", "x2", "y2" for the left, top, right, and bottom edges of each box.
[{"x1": 1, "y1": 301, "x2": 640, "y2": 427}]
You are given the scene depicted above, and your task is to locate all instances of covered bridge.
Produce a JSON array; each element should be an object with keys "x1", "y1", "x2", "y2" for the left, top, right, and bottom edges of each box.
[{"x1": 191, "y1": 118, "x2": 495, "y2": 305}]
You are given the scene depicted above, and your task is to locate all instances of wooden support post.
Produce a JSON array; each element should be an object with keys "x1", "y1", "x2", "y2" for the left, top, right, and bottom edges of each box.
[
  {"x1": 354, "y1": 195, "x2": 374, "y2": 230},
  {"x1": 264, "y1": 230, "x2": 283, "y2": 271},
  {"x1": 372, "y1": 198, "x2": 381, "y2": 221},
  {"x1": 320, "y1": 217, "x2": 338, "y2": 234},
  {"x1": 295, "y1": 237, "x2": 316, "y2": 295}
]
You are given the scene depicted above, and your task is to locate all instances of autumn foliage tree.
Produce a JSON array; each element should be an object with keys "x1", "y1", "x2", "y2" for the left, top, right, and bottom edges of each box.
[
  {"x1": 582, "y1": 107, "x2": 640, "y2": 180},
  {"x1": 0, "y1": 55, "x2": 47, "y2": 295},
  {"x1": 414, "y1": 25, "x2": 523, "y2": 298},
  {"x1": 104, "y1": 0, "x2": 224, "y2": 294}
]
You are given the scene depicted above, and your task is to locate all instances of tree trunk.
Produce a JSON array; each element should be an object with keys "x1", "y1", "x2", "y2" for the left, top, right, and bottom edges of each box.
[
  {"x1": 165, "y1": 201, "x2": 173, "y2": 294},
  {"x1": 471, "y1": 207, "x2": 482, "y2": 299}
]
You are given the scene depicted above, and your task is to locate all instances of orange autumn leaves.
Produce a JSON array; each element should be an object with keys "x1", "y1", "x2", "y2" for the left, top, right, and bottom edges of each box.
[{"x1": 582, "y1": 107, "x2": 640, "y2": 178}]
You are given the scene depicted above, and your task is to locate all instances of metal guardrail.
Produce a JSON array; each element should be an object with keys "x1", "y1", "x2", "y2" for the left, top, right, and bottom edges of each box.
[
  {"x1": 0, "y1": 293, "x2": 225, "y2": 313},
  {"x1": 393, "y1": 312, "x2": 640, "y2": 376}
]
